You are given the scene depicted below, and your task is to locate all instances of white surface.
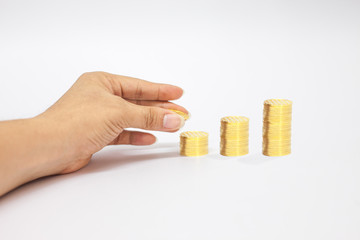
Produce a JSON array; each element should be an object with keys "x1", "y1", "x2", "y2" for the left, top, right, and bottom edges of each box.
[{"x1": 0, "y1": 0, "x2": 360, "y2": 239}]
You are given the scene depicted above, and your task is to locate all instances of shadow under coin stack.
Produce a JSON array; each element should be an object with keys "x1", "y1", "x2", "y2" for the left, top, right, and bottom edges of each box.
[
  {"x1": 263, "y1": 99, "x2": 293, "y2": 156},
  {"x1": 180, "y1": 131, "x2": 208, "y2": 156},
  {"x1": 220, "y1": 116, "x2": 249, "y2": 156}
]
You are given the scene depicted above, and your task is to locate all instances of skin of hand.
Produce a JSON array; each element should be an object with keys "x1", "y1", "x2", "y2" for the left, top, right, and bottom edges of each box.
[{"x1": 0, "y1": 72, "x2": 187, "y2": 196}]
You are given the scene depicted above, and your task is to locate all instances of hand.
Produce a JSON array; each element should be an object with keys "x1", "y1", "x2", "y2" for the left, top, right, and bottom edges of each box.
[
  {"x1": 0, "y1": 72, "x2": 187, "y2": 196},
  {"x1": 39, "y1": 71, "x2": 187, "y2": 174}
]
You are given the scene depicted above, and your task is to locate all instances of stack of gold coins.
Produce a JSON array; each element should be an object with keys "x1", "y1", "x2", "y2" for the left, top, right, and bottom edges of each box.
[
  {"x1": 170, "y1": 109, "x2": 189, "y2": 120},
  {"x1": 263, "y1": 99, "x2": 292, "y2": 156},
  {"x1": 220, "y1": 116, "x2": 249, "y2": 156},
  {"x1": 180, "y1": 131, "x2": 208, "y2": 156}
]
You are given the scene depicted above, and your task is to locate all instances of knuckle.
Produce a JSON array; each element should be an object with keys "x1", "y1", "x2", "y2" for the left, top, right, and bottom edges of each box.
[
  {"x1": 135, "y1": 81, "x2": 143, "y2": 99},
  {"x1": 144, "y1": 107, "x2": 158, "y2": 129},
  {"x1": 78, "y1": 72, "x2": 96, "y2": 83},
  {"x1": 78, "y1": 72, "x2": 114, "y2": 91},
  {"x1": 79, "y1": 72, "x2": 91, "y2": 78},
  {"x1": 79, "y1": 71, "x2": 108, "y2": 83},
  {"x1": 79, "y1": 71, "x2": 97, "y2": 80}
]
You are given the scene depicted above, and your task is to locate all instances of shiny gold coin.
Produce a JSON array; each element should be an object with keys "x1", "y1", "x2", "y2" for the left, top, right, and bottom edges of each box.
[
  {"x1": 170, "y1": 109, "x2": 189, "y2": 120},
  {"x1": 180, "y1": 131, "x2": 208, "y2": 156},
  {"x1": 220, "y1": 116, "x2": 249, "y2": 157},
  {"x1": 262, "y1": 99, "x2": 292, "y2": 156},
  {"x1": 264, "y1": 99, "x2": 293, "y2": 106}
]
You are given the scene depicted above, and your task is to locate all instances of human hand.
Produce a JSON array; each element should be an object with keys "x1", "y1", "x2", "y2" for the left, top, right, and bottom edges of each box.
[{"x1": 36, "y1": 71, "x2": 187, "y2": 175}]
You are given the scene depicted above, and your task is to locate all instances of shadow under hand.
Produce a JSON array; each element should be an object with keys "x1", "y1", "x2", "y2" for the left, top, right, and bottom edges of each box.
[{"x1": 80, "y1": 143, "x2": 179, "y2": 174}]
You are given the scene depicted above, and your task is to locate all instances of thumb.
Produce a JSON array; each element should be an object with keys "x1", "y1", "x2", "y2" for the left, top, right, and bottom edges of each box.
[{"x1": 121, "y1": 102, "x2": 185, "y2": 132}]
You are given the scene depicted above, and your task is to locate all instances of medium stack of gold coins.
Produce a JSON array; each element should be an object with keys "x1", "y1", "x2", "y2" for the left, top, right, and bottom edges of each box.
[
  {"x1": 180, "y1": 131, "x2": 208, "y2": 156},
  {"x1": 220, "y1": 116, "x2": 249, "y2": 156},
  {"x1": 263, "y1": 99, "x2": 292, "y2": 156}
]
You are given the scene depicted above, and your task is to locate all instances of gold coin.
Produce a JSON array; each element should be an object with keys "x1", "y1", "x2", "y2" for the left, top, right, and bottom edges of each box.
[
  {"x1": 220, "y1": 116, "x2": 249, "y2": 157},
  {"x1": 180, "y1": 131, "x2": 208, "y2": 156},
  {"x1": 170, "y1": 109, "x2": 189, "y2": 120},
  {"x1": 262, "y1": 99, "x2": 292, "y2": 156}
]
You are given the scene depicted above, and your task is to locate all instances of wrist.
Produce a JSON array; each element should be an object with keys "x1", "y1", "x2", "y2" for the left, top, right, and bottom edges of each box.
[
  {"x1": 0, "y1": 117, "x2": 65, "y2": 195},
  {"x1": 30, "y1": 116, "x2": 76, "y2": 175},
  {"x1": 17, "y1": 117, "x2": 67, "y2": 179}
]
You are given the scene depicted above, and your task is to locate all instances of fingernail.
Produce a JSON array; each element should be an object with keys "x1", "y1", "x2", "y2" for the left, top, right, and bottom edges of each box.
[{"x1": 163, "y1": 114, "x2": 185, "y2": 129}]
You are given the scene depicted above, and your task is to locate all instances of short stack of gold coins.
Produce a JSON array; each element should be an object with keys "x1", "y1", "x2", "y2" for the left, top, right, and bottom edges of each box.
[
  {"x1": 262, "y1": 99, "x2": 292, "y2": 156},
  {"x1": 180, "y1": 131, "x2": 208, "y2": 156},
  {"x1": 220, "y1": 116, "x2": 249, "y2": 156}
]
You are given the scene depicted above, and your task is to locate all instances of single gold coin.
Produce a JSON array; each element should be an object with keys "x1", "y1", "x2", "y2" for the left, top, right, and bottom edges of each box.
[
  {"x1": 170, "y1": 109, "x2": 189, "y2": 120},
  {"x1": 220, "y1": 116, "x2": 249, "y2": 157},
  {"x1": 262, "y1": 99, "x2": 292, "y2": 156},
  {"x1": 180, "y1": 131, "x2": 208, "y2": 157}
]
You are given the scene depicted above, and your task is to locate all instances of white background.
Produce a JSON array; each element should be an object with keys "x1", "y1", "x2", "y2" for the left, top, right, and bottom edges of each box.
[{"x1": 0, "y1": 0, "x2": 359, "y2": 239}]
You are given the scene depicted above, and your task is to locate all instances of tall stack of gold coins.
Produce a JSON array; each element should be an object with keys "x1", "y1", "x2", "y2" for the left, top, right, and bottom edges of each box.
[
  {"x1": 180, "y1": 131, "x2": 208, "y2": 156},
  {"x1": 220, "y1": 116, "x2": 249, "y2": 156},
  {"x1": 263, "y1": 99, "x2": 292, "y2": 156}
]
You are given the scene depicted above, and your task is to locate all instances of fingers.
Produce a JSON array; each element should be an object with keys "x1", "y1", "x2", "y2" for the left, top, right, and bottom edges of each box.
[
  {"x1": 121, "y1": 101, "x2": 185, "y2": 132},
  {"x1": 110, "y1": 130, "x2": 157, "y2": 145},
  {"x1": 126, "y1": 100, "x2": 189, "y2": 114},
  {"x1": 107, "y1": 72, "x2": 184, "y2": 101}
]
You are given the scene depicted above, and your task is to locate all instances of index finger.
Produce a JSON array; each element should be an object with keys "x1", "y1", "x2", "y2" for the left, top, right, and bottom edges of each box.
[{"x1": 107, "y1": 73, "x2": 184, "y2": 101}]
